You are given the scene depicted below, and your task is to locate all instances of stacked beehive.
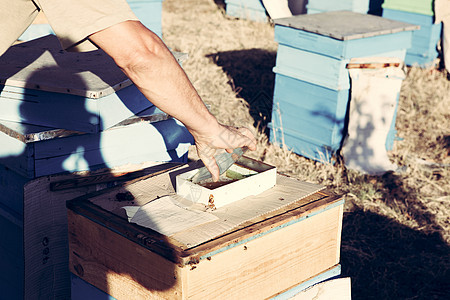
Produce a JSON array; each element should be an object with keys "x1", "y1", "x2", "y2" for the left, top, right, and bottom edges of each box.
[
  {"x1": 269, "y1": 11, "x2": 418, "y2": 162},
  {"x1": 382, "y1": 0, "x2": 441, "y2": 67},
  {"x1": 0, "y1": 35, "x2": 193, "y2": 300},
  {"x1": 19, "y1": 0, "x2": 164, "y2": 41},
  {"x1": 225, "y1": 0, "x2": 268, "y2": 22},
  {"x1": 64, "y1": 162, "x2": 346, "y2": 299},
  {"x1": 306, "y1": 0, "x2": 370, "y2": 14}
]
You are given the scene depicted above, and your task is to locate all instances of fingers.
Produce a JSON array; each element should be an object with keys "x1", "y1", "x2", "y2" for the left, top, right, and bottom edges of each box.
[
  {"x1": 236, "y1": 127, "x2": 257, "y2": 151},
  {"x1": 219, "y1": 126, "x2": 256, "y2": 151},
  {"x1": 194, "y1": 124, "x2": 257, "y2": 182},
  {"x1": 196, "y1": 146, "x2": 220, "y2": 182},
  {"x1": 205, "y1": 160, "x2": 220, "y2": 182}
]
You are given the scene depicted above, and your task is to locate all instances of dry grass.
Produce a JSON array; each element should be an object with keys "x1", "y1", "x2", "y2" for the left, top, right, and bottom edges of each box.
[{"x1": 162, "y1": 1, "x2": 450, "y2": 299}]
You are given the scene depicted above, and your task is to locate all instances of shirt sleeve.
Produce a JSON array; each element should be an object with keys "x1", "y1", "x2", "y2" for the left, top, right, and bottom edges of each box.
[
  {"x1": 38, "y1": 0, "x2": 139, "y2": 52},
  {"x1": 0, "y1": 0, "x2": 40, "y2": 56}
]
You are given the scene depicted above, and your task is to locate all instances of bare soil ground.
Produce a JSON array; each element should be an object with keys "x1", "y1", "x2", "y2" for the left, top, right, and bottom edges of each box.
[{"x1": 162, "y1": 1, "x2": 450, "y2": 299}]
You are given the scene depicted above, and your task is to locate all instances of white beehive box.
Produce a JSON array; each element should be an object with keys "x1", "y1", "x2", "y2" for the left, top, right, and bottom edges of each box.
[{"x1": 176, "y1": 156, "x2": 276, "y2": 209}]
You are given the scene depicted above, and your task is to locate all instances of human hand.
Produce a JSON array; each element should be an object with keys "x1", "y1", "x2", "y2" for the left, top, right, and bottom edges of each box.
[{"x1": 192, "y1": 123, "x2": 257, "y2": 182}]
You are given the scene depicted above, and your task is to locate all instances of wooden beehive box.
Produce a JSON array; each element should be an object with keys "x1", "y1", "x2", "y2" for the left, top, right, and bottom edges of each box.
[
  {"x1": 270, "y1": 73, "x2": 350, "y2": 162},
  {"x1": 306, "y1": 0, "x2": 370, "y2": 14},
  {"x1": 225, "y1": 0, "x2": 268, "y2": 22},
  {"x1": 270, "y1": 11, "x2": 418, "y2": 162},
  {"x1": 382, "y1": 0, "x2": 434, "y2": 16},
  {"x1": 382, "y1": 9, "x2": 442, "y2": 67},
  {"x1": 273, "y1": 11, "x2": 417, "y2": 89},
  {"x1": 0, "y1": 114, "x2": 193, "y2": 300},
  {"x1": 66, "y1": 163, "x2": 345, "y2": 299},
  {"x1": 0, "y1": 113, "x2": 192, "y2": 180},
  {"x1": 0, "y1": 35, "x2": 159, "y2": 133}
]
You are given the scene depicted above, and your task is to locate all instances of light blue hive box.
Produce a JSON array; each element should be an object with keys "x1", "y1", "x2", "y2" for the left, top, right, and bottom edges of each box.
[
  {"x1": 225, "y1": 0, "x2": 268, "y2": 22},
  {"x1": 0, "y1": 35, "x2": 193, "y2": 300},
  {"x1": 1, "y1": 35, "x2": 157, "y2": 133},
  {"x1": 270, "y1": 11, "x2": 418, "y2": 162},
  {"x1": 306, "y1": 0, "x2": 370, "y2": 14},
  {"x1": 382, "y1": 8, "x2": 442, "y2": 67}
]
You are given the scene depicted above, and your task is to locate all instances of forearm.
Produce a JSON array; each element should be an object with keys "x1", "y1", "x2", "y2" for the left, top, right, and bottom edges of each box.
[
  {"x1": 89, "y1": 20, "x2": 256, "y2": 180},
  {"x1": 123, "y1": 37, "x2": 219, "y2": 136},
  {"x1": 89, "y1": 21, "x2": 220, "y2": 138}
]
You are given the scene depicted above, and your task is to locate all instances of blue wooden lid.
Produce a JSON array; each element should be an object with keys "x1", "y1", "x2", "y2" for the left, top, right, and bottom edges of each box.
[
  {"x1": 0, "y1": 35, "x2": 187, "y2": 99},
  {"x1": 0, "y1": 35, "x2": 133, "y2": 99},
  {"x1": 275, "y1": 11, "x2": 419, "y2": 40}
]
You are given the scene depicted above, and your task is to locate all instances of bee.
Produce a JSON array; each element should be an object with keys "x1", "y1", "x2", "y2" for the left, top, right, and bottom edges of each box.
[{"x1": 208, "y1": 194, "x2": 216, "y2": 210}]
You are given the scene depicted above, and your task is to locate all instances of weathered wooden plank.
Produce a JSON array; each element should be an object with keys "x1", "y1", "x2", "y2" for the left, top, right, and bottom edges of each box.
[
  {"x1": 275, "y1": 11, "x2": 419, "y2": 41},
  {"x1": 0, "y1": 120, "x2": 83, "y2": 144},
  {"x1": 274, "y1": 21, "x2": 414, "y2": 59},
  {"x1": 182, "y1": 192, "x2": 342, "y2": 259},
  {"x1": 0, "y1": 35, "x2": 130, "y2": 98},
  {"x1": 185, "y1": 203, "x2": 343, "y2": 299},
  {"x1": 22, "y1": 162, "x2": 169, "y2": 300},
  {"x1": 0, "y1": 105, "x2": 167, "y2": 144},
  {"x1": 68, "y1": 210, "x2": 185, "y2": 300}
]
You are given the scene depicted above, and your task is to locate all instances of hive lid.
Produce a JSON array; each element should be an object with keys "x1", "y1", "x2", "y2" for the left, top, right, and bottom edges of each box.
[
  {"x1": 0, "y1": 35, "x2": 131, "y2": 98},
  {"x1": 275, "y1": 11, "x2": 419, "y2": 41}
]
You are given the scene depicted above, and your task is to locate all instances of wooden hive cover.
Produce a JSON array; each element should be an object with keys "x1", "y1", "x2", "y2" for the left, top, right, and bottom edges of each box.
[
  {"x1": 0, "y1": 35, "x2": 131, "y2": 99},
  {"x1": 275, "y1": 11, "x2": 419, "y2": 40}
]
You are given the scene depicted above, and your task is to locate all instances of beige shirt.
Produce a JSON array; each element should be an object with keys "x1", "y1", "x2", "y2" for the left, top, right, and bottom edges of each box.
[{"x1": 0, "y1": 0, "x2": 139, "y2": 55}]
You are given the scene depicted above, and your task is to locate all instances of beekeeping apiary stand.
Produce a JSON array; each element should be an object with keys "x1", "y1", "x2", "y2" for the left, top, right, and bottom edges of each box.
[{"x1": 66, "y1": 161, "x2": 345, "y2": 299}]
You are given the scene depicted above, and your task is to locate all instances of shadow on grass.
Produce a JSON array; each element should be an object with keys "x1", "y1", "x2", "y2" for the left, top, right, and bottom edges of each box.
[
  {"x1": 206, "y1": 49, "x2": 277, "y2": 136},
  {"x1": 341, "y1": 209, "x2": 449, "y2": 300},
  {"x1": 438, "y1": 135, "x2": 450, "y2": 155},
  {"x1": 379, "y1": 172, "x2": 440, "y2": 226}
]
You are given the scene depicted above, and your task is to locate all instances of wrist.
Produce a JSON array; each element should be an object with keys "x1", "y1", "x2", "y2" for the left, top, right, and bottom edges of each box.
[{"x1": 187, "y1": 114, "x2": 221, "y2": 142}]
